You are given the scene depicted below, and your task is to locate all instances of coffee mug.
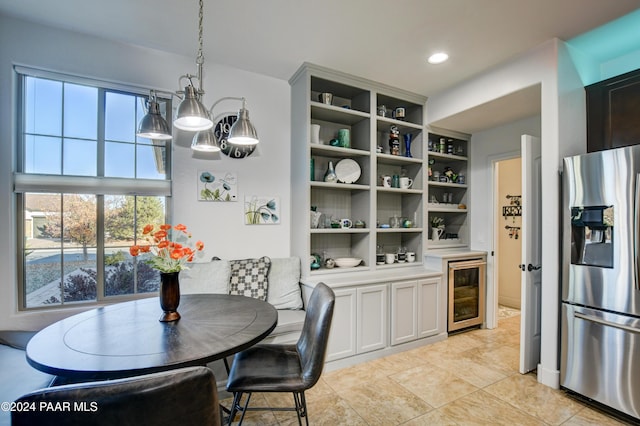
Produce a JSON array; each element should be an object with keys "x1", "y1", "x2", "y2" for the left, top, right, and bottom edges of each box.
[
  {"x1": 340, "y1": 218, "x2": 352, "y2": 229},
  {"x1": 318, "y1": 92, "x2": 333, "y2": 105},
  {"x1": 376, "y1": 254, "x2": 386, "y2": 265},
  {"x1": 396, "y1": 252, "x2": 406, "y2": 263},
  {"x1": 382, "y1": 175, "x2": 392, "y2": 188},
  {"x1": 385, "y1": 253, "x2": 396, "y2": 264},
  {"x1": 406, "y1": 252, "x2": 416, "y2": 263},
  {"x1": 393, "y1": 107, "x2": 406, "y2": 120},
  {"x1": 400, "y1": 177, "x2": 413, "y2": 189}
]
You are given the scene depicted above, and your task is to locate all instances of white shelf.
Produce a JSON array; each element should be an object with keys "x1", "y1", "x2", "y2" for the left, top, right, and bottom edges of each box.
[
  {"x1": 310, "y1": 181, "x2": 370, "y2": 191},
  {"x1": 311, "y1": 145, "x2": 370, "y2": 157}
]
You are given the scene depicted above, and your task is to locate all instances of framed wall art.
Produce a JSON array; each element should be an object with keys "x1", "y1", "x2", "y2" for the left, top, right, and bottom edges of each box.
[
  {"x1": 244, "y1": 196, "x2": 280, "y2": 225},
  {"x1": 198, "y1": 171, "x2": 238, "y2": 202}
]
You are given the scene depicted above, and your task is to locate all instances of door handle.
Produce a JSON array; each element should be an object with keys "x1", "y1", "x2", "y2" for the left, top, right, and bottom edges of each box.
[{"x1": 519, "y1": 264, "x2": 540, "y2": 271}]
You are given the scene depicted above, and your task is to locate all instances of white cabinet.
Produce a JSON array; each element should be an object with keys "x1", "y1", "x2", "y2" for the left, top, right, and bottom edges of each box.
[
  {"x1": 418, "y1": 277, "x2": 441, "y2": 338},
  {"x1": 326, "y1": 284, "x2": 388, "y2": 361},
  {"x1": 356, "y1": 284, "x2": 388, "y2": 353},
  {"x1": 426, "y1": 128, "x2": 471, "y2": 249},
  {"x1": 391, "y1": 281, "x2": 418, "y2": 345},
  {"x1": 325, "y1": 288, "x2": 357, "y2": 361},
  {"x1": 390, "y1": 277, "x2": 442, "y2": 345},
  {"x1": 290, "y1": 63, "x2": 427, "y2": 276}
]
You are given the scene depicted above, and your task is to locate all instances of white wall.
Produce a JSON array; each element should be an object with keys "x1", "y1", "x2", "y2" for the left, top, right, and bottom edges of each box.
[
  {"x1": 0, "y1": 15, "x2": 291, "y2": 330},
  {"x1": 428, "y1": 38, "x2": 585, "y2": 389}
]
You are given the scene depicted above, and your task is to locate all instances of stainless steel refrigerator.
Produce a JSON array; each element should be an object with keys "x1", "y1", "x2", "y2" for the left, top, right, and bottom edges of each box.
[{"x1": 561, "y1": 146, "x2": 640, "y2": 420}]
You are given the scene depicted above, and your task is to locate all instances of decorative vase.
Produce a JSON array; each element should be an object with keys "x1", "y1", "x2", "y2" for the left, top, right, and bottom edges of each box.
[
  {"x1": 404, "y1": 133, "x2": 413, "y2": 158},
  {"x1": 310, "y1": 124, "x2": 321, "y2": 144},
  {"x1": 323, "y1": 161, "x2": 338, "y2": 183},
  {"x1": 159, "y1": 271, "x2": 181, "y2": 322},
  {"x1": 431, "y1": 227, "x2": 443, "y2": 241}
]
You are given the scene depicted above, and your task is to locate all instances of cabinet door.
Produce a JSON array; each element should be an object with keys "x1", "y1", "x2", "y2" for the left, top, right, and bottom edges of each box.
[
  {"x1": 418, "y1": 277, "x2": 441, "y2": 338},
  {"x1": 356, "y1": 284, "x2": 388, "y2": 354},
  {"x1": 390, "y1": 280, "x2": 418, "y2": 345},
  {"x1": 326, "y1": 288, "x2": 357, "y2": 362},
  {"x1": 586, "y1": 69, "x2": 640, "y2": 152}
]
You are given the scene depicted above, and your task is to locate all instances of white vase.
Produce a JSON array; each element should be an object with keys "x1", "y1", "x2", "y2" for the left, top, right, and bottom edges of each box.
[
  {"x1": 432, "y1": 227, "x2": 443, "y2": 241},
  {"x1": 310, "y1": 124, "x2": 321, "y2": 144}
]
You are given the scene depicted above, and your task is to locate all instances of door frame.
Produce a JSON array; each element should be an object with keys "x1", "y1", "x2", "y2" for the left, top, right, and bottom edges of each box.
[{"x1": 486, "y1": 149, "x2": 521, "y2": 330}]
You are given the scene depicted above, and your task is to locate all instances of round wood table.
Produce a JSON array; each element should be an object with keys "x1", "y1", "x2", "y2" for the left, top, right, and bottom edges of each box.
[{"x1": 26, "y1": 294, "x2": 277, "y2": 381}]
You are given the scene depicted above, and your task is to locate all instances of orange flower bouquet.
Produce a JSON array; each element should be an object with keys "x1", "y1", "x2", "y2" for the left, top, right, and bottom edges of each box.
[{"x1": 129, "y1": 224, "x2": 204, "y2": 273}]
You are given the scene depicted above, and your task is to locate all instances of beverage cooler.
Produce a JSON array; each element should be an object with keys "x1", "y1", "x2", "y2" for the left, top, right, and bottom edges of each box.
[{"x1": 448, "y1": 258, "x2": 486, "y2": 332}]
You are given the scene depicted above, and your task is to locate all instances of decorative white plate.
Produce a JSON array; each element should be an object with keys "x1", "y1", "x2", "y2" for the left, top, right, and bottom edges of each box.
[
  {"x1": 335, "y1": 159, "x2": 361, "y2": 184},
  {"x1": 334, "y1": 257, "x2": 362, "y2": 268}
]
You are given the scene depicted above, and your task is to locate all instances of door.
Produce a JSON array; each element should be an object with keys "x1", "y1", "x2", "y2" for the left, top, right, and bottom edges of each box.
[
  {"x1": 520, "y1": 134, "x2": 542, "y2": 374},
  {"x1": 391, "y1": 281, "x2": 418, "y2": 345},
  {"x1": 356, "y1": 284, "x2": 388, "y2": 354}
]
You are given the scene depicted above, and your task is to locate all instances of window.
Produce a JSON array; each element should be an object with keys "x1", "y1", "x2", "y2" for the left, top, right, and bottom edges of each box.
[{"x1": 15, "y1": 68, "x2": 172, "y2": 309}]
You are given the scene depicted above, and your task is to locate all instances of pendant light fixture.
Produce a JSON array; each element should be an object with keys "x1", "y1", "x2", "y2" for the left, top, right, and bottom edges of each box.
[
  {"x1": 228, "y1": 98, "x2": 259, "y2": 146},
  {"x1": 173, "y1": 0, "x2": 213, "y2": 132},
  {"x1": 136, "y1": 91, "x2": 172, "y2": 140},
  {"x1": 138, "y1": 0, "x2": 260, "y2": 153},
  {"x1": 191, "y1": 97, "x2": 259, "y2": 151}
]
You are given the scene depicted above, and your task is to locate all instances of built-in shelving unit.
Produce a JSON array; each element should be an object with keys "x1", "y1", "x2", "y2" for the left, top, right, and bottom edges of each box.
[
  {"x1": 290, "y1": 63, "x2": 428, "y2": 276},
  {"x1": 426, "y1": 128, "x2": 471, "y2": 250}
]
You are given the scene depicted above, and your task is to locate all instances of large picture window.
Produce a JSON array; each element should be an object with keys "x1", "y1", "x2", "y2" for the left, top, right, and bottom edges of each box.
[{"x1": 15, "y1": 68, "x2": 172, "y2": 309}]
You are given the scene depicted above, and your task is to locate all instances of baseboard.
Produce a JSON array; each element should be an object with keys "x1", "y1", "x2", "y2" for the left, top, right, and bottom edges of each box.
[{"x1": 537, "y1": 363, "x2": 560, "y2": 389}]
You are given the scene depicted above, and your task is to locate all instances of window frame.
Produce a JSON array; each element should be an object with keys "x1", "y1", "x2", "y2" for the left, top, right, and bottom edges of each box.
[{"x1": 14, "y1": 66, "x2": 173, "y2": 311}]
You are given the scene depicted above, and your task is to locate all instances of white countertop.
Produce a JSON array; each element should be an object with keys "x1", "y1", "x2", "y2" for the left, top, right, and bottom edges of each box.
[
  {"x1": 424, "y1": 249, "x2": 488, "y2": 260},
  {"x1": 301, "y1": 265, "x2": 441, "y2": 289}
]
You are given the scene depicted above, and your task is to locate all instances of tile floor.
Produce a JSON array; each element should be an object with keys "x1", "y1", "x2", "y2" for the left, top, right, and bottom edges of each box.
[{"x1": 221, "y1": 311, "x2": 633, "y2": 425}]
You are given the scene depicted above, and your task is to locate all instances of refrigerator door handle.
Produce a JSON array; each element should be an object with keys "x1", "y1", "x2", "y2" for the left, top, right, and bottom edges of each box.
[
  {"x1": 632, "y1": 173, "x2": 640, "y2": 291},
  {"x1": 574, "y1": 312, "x2": 640, "y2": 334}
]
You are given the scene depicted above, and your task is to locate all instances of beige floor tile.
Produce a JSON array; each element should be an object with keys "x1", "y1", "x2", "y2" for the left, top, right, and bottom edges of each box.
[
  {"x1": 483, "y1": 374, "x2": 584, "y2": 425},
  {"x1": 322, "y1": 359, "x2": 389, "y2": 391},
  {"x1": 390, "y1": 363, "x2": 479, "y2": 408},
  {"x1": 435, "y1": 355, "x2": 508, "y2": 388},
  {"x1": 440, "y1": 390, "x2": 546, "y2": 425},
  {"x1": 285, "y1": 393, "x2": 367, "y2": 426},
  {"x1": 563, "y1": 405, "x2": 634, "y2": 425},
  {"x1": 336, "y1": 376, "x2": 434, "y2": 425},
  {"x1": 460, "y1": 343, "x2": 520, "y2": 376},
  {"x1": 367, "y1": 347, "x2": 431, "y2": 375},
  {"x1": 401, "y1": 408, "x2": 461, "y2": 425}
]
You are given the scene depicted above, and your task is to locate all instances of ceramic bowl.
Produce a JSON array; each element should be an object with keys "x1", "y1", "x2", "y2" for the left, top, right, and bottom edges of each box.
[{"x1": 334, "y1": 257, "x2": 362, "y2": 268}]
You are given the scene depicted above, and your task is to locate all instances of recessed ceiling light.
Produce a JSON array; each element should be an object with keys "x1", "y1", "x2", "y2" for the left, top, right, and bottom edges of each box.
[{"x1": 428, "y1": 52, "x2": 449, "y2": 64}]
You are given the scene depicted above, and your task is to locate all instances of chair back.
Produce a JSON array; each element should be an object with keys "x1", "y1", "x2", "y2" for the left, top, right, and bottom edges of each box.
[
  {"x1": 296, "y1": 282, "x2": 335, "y2": 388},
  {"x1": 12, "y1": 366, "x2": 220, "y2": 426}
]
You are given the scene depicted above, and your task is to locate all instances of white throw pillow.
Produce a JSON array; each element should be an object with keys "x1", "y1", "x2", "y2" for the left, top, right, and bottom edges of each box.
[
  {"x1": 267, "y1": 257, "x2": 303, "y2": 310},
  {"x1": 179, "y1": 260, "x2": 231, "y2": 294}
]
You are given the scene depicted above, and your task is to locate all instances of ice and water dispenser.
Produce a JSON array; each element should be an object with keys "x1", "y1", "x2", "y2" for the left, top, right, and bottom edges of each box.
[{"x1": 570, "y1": 206, "x2": 614, "y2": 268}]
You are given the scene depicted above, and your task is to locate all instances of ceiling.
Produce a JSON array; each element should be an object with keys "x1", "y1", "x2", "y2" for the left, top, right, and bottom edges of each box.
[{"x1": 1, "y1": 0, "x2": 639, "y2": 132}]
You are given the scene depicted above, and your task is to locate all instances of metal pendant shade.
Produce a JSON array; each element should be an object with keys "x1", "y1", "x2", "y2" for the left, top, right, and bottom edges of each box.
[
  {"x1": 174, "y1": 85, "x2": 212, "y2": 131},
  {"x1": 228, "y1": 107, "x2": 259, "y2": 146},
  {"x1": 137, "y1": 98, "x2": 172, "y2": 140},
  {"x1": 191, "y1": 128, "x2": 220, "y2": 152}
]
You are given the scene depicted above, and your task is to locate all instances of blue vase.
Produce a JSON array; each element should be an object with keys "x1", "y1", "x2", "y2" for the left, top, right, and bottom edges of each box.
[{"x1": 403, "y1": 134, "x2": 413, "y2": 158}]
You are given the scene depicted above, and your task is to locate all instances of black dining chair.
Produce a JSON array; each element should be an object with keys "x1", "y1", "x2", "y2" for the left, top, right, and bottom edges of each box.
[
  {"x1": 12, "y1": 366, "x2": 221, "y2": 426},
  {"x1": 225, "y1": 282, "x2": 335, "y2": 425}
]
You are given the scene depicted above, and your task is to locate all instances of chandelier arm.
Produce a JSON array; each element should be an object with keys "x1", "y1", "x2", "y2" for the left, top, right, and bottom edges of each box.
[{"x1": 207, "y1": 97, "x2": 245, "y2": 116}]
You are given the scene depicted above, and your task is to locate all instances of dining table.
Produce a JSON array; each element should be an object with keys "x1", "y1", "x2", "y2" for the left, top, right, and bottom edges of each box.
[{"x1": 26, "y1": 294, "x2": 278, "y2": 382}]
